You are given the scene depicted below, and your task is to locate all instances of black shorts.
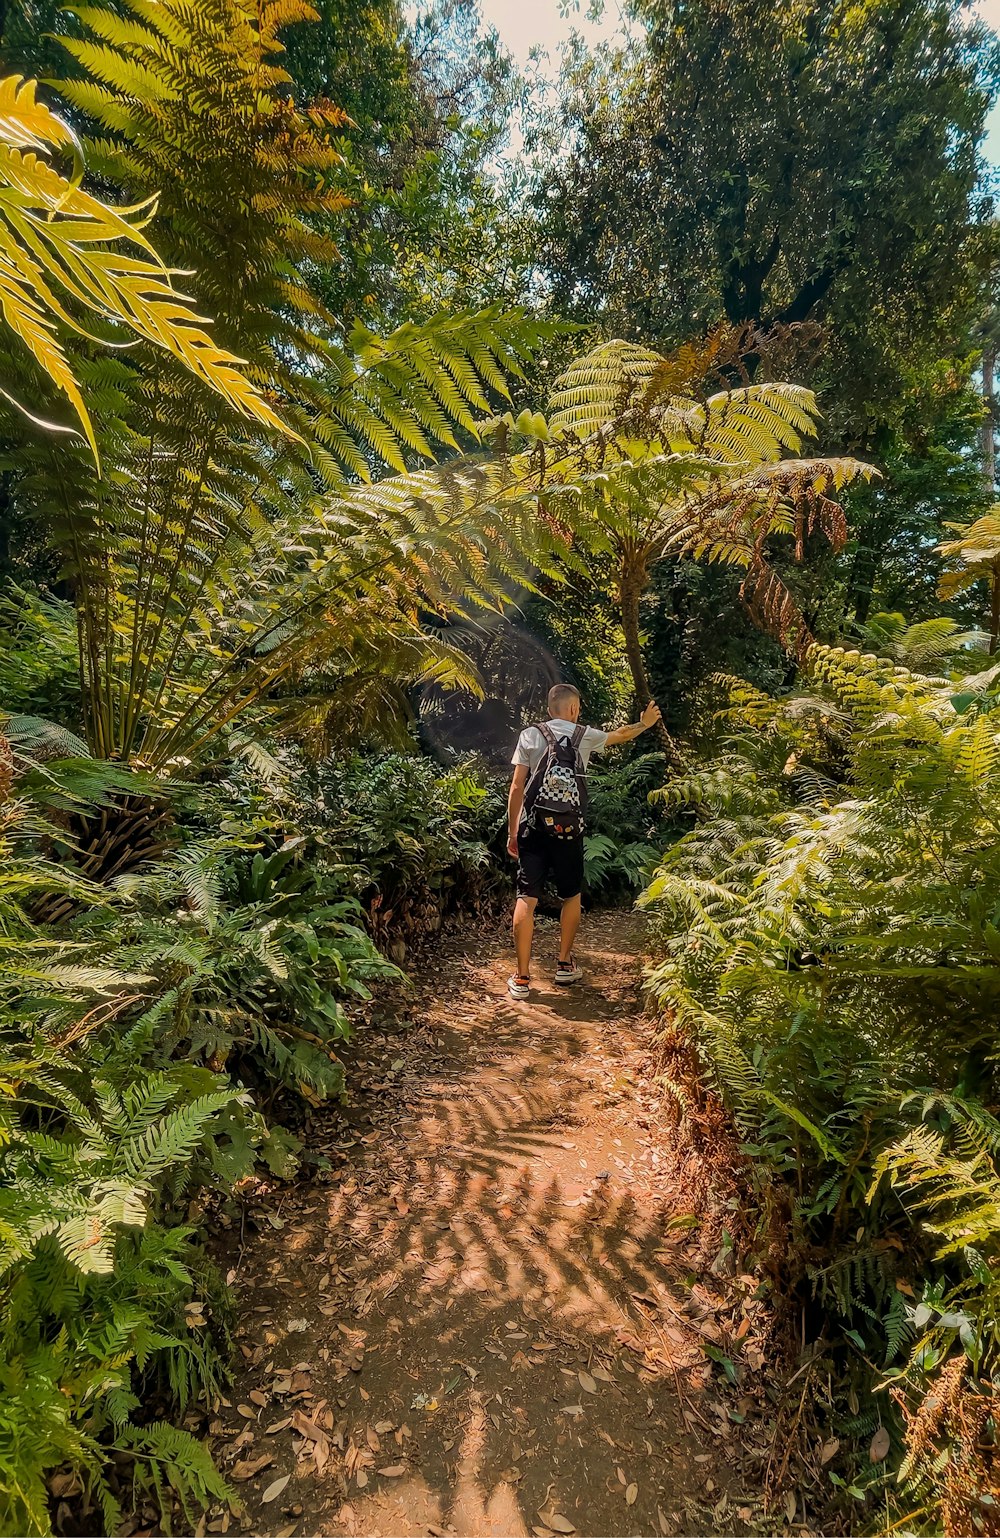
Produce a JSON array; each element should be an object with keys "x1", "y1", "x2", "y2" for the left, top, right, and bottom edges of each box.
[{"x1": 516, "y1": 821, "x2": 584, "y2": 901}]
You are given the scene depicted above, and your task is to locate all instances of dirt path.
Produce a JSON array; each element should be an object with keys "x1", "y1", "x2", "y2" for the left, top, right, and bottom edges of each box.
[{"x1": 209, "y1": 911, "x2": 780, "y2": 1538}]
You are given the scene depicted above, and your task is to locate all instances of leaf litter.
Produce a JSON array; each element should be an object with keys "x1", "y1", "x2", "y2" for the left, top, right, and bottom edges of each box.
[{"x1": 211, "y1": 913, "x2": 801, "y2": 1537}]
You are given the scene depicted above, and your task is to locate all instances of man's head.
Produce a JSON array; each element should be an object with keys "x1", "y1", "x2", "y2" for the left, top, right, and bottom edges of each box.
[{"x1": 547, "y1": 683, "x2": 581, "y2": 722}]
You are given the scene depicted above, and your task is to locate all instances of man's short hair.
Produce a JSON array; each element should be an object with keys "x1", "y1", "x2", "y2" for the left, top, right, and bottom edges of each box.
[{"x1": 547, "y1": 683, "x2": 581, "y2": 714}]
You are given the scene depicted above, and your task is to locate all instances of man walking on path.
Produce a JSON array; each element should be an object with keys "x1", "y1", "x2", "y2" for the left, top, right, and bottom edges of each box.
[{"x1": 506, "y1": 683, "x2": 662, "y2": 999}]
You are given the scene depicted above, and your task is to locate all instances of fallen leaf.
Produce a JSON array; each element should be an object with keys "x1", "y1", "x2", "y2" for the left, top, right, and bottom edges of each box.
[
  {"x1": 366, "y1": 1427, "x2": 380, "y2": 1453},
  {"x1": 275, "y1": 1525, "x2": 298, "y2": 1538},
  {"x1": 261, "y1": 1474, "x2": 290, "y2": 1504},
  {"x1": 539, "y1": 1512, "x2": 576, "y2": 1534},
  {"x1": 291, "y1": 1411, "x2": 325, "y2": 1445},
  {"x1": 378, "y1": 1464, "x2": 406, "y2": 1477},
  {"x1": 820, "y1": 1437, "x2": 840, "y2": 1465},
  {"x1": 230, "y1": 1454, "x2": 273, "y2": 1481},
  {"x1": 286, "y1": 1319, "x2": 308, "y2": 1333},
  {"x1": 578, "y1": 1371, "x2": 597, "y2": 1394},
  {"x1": 626, "y1": 1484, "x2": 638, "y2": 1506},
  {"x1": 657, "y1": 1506, "x2": 670, "y2": 1535},
  {"x1": 784, "y1": 1492, "x2": 796, "y2": 1523},
  {"x1": 592, "y1": 1366, "x2": 614, "y2": 1383},
  {"x1": 870, "y1": 1426, "x2": 891, "y2": 1463},
  {"x1": 236, "y1": 1405, "x2": 256, "y2": 1419},
  {"x1": 356, "y1": 1470, "x2": 368, "y2": 1490},
  {"x1": 264, "y1": 1418, "x2": 292, "y2": 1436},
  {"x1": 249, "y1": 1389, "x2": 268, "y2": 1407}
]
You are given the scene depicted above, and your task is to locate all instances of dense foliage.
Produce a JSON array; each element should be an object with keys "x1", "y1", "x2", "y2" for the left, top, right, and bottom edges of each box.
[
  {"x1": 528, "y1": 0, "x2": 1000, "y2": 717},
  {"x1": 0, "y1": 712, "x2": 507, "y2": 1530},
  {"x1": 642, "y1": 645, "x2": 1000, "y2": 1529},
  {"x1": 3, "y1": 0, "x2": 1000, "y2": 1530}
]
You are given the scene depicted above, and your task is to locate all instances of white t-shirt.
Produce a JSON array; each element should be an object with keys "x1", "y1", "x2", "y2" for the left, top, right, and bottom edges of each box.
[{"x1": 511, "y1": 718, "x2": 609, "y2": 773}]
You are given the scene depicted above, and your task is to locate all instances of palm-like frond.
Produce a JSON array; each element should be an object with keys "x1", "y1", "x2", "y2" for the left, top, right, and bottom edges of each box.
[
  {"x1": 0, "y1": 73, "x2": 285, "y2": 460},
  {"x1": 938, "y1": 507, "x2": 1000, "y2": 595},
  {"x1": 543, "y1": 338, "x2": 878, "y2": 664},
  {"x1": 12, "y1": 0, "x2": 561, "y2": 768}
]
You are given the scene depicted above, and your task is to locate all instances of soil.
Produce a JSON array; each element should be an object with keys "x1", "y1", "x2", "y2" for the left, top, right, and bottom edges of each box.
[{"x1": 206, "y1": 910, "x2": 791, "y2": 1538}]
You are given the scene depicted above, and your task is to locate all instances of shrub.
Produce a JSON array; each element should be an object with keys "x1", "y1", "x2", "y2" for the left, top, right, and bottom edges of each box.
[{"x1": 583, "y1": 750, "x2": 674, "y2": 903}]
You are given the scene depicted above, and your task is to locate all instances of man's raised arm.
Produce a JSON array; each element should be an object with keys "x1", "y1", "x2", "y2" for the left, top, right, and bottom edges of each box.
[{"x1": 604, "y1": 701, "x2": 662, "y2": 748}]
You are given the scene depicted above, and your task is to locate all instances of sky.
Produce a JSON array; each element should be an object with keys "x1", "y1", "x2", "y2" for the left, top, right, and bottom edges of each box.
[{"x1": 474, "y1": 0, "x2": 636, "y2": 71}]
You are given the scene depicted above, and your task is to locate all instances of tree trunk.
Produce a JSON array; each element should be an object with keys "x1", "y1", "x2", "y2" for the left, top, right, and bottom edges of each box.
[
  {"x1": 618, "y1": 565, "x2": 685, "y2": 770},
  {"x1": 983, "y1": 342, "x2": 997, "y2": 497}
]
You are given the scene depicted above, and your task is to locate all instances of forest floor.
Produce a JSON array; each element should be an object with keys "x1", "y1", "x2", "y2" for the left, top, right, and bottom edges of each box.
[{"x1": 206, "y1": 910, "x2": 798, "y2": 1538}]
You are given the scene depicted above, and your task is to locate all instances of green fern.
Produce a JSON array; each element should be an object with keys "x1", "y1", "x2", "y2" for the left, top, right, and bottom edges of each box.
[{"x1": 641, "y1": 645, "x2": 1000, "y2": 1388}]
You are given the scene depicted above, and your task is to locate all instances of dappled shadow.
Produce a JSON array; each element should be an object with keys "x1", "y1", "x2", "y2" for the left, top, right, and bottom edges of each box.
[{"x1": 215, "y1": 913, "x2": 761, "y2": 1538}]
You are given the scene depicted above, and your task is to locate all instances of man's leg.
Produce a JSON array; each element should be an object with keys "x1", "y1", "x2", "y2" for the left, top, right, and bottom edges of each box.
[
  {"x1": 513, "y1": 895, "x2": 537, "y2": 978},
  {"x1": 558, "y1": 892, "x2": 581, "y2": 963}
]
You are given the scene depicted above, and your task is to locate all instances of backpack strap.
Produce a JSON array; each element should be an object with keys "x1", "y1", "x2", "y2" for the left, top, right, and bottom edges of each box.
[
  {"x1": 569, "y1": 722, "x2": 588, "y2": 790},
  {"x1": 536, "y1": 721, "x2": 559, "y2": 751}
]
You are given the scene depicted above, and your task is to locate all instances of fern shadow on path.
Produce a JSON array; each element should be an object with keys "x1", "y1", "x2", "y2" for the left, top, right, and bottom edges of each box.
[{"x1": 212, "y1": 911, "x2": 778, "y2": 1538}]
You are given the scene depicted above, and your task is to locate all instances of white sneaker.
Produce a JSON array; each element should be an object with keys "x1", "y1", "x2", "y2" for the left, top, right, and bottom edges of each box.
[
  {"x1": 554, "y1": 958, "x2": 583, "y2": 985},
  {"x1": 507, "y1": 974, "x2": 531, "y2": 1000}
]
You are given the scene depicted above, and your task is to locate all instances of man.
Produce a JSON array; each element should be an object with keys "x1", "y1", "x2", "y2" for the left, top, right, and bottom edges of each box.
[{"x1": 506, "y1": 683, "x2": 662, "y2": 999}]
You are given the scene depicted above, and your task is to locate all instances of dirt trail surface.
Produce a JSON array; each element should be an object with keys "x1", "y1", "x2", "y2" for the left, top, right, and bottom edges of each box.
[{"x1": 210, "y1": 912, "x2": 780, "y2": 1538}]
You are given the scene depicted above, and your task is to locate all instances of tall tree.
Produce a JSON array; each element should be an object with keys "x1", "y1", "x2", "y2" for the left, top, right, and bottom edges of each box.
[
  {"x1": 282, "y1": 0, "x2": 530, "y2": 325},
  {"x1": 530, "y1": 0, "x2": 1000, "y2": 692},
  {"x1": 536, "y1": 0, "x2": 998, "y2": 400}
]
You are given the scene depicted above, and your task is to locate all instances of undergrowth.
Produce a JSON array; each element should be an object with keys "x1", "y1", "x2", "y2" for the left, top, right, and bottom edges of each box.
[
  {"x1": 641, "y1": 645, "x2": 1000, "y2": 1533},
  {"x1": 0, "y1": 737, "x2": 500, "y2": 1532}
]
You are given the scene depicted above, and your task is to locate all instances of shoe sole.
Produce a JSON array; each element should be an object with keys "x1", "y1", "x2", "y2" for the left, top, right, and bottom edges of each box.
[{"x1": 554, "y1": 974, "x2": 583, "y2": 986}]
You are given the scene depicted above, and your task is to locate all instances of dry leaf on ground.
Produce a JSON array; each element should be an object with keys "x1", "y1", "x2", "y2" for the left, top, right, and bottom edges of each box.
[{"x1": 539, "y1": 1511, "x2": 576, "y2": 1534}]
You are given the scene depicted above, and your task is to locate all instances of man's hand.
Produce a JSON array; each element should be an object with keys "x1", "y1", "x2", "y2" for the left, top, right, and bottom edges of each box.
[
  {"x1": 507, "y1": 831, "x2": 519, "y2": 859},
  {"x1": 604, "y1": 701, "x2": 663, "y2": 748}
]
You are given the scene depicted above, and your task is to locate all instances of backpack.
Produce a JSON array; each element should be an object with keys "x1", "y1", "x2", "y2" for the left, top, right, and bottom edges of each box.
[{"x1": 521, "y1": 722, "x2": 588, "y2": 841}]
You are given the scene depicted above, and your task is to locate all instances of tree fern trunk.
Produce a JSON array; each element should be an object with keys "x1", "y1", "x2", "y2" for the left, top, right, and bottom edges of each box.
[
  {"x1": 619, "y1": 566, "x2": 684, "y2": 769},
  {"x1": 983, "y1": 342, "x2": 997, "y2": 496},
  {"x1": 32, "y1": 795, "x2": 172, "y2": 923}
]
